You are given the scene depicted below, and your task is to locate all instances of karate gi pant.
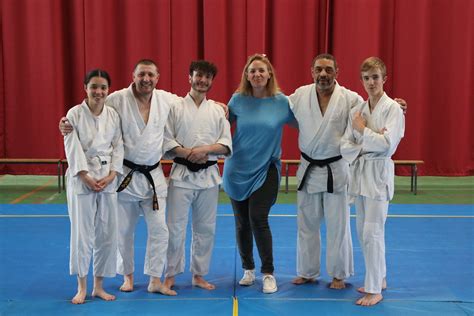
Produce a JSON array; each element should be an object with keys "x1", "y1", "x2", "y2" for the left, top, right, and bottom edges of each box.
[
  {"x1": 165, "y1": 183, "x2": 218, "y2": 277},
  {"x1": 68, "y1": 190, "x2": 117, "y2": 278},
  {"x1": 355, "y1": 196, "x2": 388, "y2": 294},
  {"x1": 116, "y1": 196, "x2": 168, "y2": 278},
  {"x1": 296, "y1": 189, "x2": 354, "y2": 280}
]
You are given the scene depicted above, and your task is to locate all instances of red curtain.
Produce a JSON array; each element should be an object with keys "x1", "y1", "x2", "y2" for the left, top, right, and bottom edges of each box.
[
  {"x1": 1, "y1": 0, "x2": 472, "y2": 175},
  {"x1": 330, "y1": 0, "x2": 473, "y2": 175}
]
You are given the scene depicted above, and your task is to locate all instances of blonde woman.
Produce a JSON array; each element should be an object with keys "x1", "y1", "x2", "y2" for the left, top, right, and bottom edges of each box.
[{"x1": 223, "y1": 54, "x2": 295, "y2": 294}]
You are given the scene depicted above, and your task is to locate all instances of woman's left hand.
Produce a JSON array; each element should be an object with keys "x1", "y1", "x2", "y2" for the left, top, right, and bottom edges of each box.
[{"x1": 96, "y1": 171, "x2": 117, "y2": 191}]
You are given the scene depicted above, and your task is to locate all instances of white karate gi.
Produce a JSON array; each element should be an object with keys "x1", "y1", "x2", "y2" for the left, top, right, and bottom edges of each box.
[
  {"x1": 341, "y1": 92, "x2": 404, "y2": 294},
  {"x1": 163, "y1": 95, "x2": 232, "y2": 277},
  {"x1": 107, "y1": 84, "x2": 181, "y2": 278},
  {"x1": 289, "y1": 83, "x2": 362, "y2": 280},
  {"x1": 64, "y1": 101, "x2": 124, "y2": 278}
]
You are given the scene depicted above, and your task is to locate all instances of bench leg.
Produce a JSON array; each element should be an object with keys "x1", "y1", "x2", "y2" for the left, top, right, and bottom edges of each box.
[
  {"x1": 62, "y1": 162, "x2": 66, "y2": 192},
  {"x1": 285, "y1": 163, "x2": 289, "y2": 194},
  {"x1": 414, "y1": 165, "x2": 418, "y2": 195},
  {"x1": 410, "y1": 165, "x2": 414, "y2": 192},
  {"x1": 57, "y1": 162, "x2": 61, "y2": 193}
]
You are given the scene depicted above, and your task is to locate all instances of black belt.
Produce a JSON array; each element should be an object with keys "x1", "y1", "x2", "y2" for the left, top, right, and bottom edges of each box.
[
  {"x1": 297, "y1": 152, "x2": 342, "y2": 193},
  {"x1": 173, "y1": 157, "x2": 217, "y2": 172},
  {"x1": 117, "y1": 159, "x2": 161, "y2": 210}
]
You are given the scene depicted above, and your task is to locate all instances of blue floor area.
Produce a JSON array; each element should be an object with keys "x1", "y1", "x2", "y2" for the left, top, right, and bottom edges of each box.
[
  {"x1": 1, "y1": 204, "x2": 473, "y2": 315},
  {"x1": 1, "y1": 203, "x2": 473, "y2": 216}
]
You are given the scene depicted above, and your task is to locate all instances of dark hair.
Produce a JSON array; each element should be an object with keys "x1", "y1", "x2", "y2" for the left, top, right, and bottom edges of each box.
[
  {"x1": 189, "y1": 60, "x2": 218, "y2": 78},
  {"x1": 83, "y1": 69, "x2": 111, "y2": 86},
  {"x1": 312, "y1": 53, "x2": 338, "y2": 70},
  {"x1": 134, "y1": 59, "x2": 159, "y2": 73}
]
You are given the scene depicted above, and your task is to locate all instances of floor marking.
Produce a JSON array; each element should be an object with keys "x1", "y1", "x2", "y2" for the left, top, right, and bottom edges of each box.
[
  {"x1": 386, "y1": 214, "x2": 474, "y2": 218},
  {"x1": 1, "y1": 213, "x2": 472, "y2": 219},
  {"x1": 9, "y1": 178, "x2": 56, "y2": 204},
  {"x1": 0, "y1": 214, "x2": 68, "y2": 218},
  {"x1": 241, "y1": 297, "x2": 474, "y2": 303},
  {"x1": 43, "y1": 193, "x2": 60, "y2": 203},
  {"x1": 263, "y1": 214, "x2": 474, "y2": 219},
  {"x1": 233, "y1": 297, "x2": 238, "y2": 316}
]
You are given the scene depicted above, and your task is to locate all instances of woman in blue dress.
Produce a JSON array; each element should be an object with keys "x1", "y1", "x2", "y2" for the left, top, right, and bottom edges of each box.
[{"x1": 223, "y1": 54, "x2": 295, "y2": 294}]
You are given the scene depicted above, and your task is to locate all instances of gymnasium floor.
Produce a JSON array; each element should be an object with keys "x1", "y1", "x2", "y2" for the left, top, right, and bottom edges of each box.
[{"x1": 0, "y1": 176, "x2": 473, "y2": 315}]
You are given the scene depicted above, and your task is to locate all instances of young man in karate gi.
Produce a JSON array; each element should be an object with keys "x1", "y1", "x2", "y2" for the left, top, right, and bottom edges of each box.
[
  {"x1": 61, "y1": 59, "x2": 181, "y2": 295},
  {"x1": 341, "y1": 57, "x2": 404, "y2": 306},
  {"x1": 288, "y1": 54, "x2": 407, "y2": 289},
  {"x1": 163, "y1": 60, "x2": 231, "y2": 292}
]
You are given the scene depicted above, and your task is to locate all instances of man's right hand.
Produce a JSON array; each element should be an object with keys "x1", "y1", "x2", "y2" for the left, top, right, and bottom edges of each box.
[{"x1": 59, "y1": 117, "x2": 73, "y2": 135}]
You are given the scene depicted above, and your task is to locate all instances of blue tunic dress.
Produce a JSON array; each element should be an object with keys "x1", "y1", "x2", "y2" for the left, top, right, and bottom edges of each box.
[{"x1": 223, "y1": 93, "x2": 294, "y2": 201}]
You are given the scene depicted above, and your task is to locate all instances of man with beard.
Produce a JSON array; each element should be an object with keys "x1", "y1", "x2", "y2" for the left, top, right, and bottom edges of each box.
[
  {"x1": 288, "y1": 54, "x2": 406, "y2": 290},
  {"x1": 60, "y1": 59, "x2": 181, "y2": 295},
  {"x1": 162, "y1": 60, "x2": 231, "y2": 292}
]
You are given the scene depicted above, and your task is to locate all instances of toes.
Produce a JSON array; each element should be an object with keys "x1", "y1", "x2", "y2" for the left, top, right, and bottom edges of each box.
[
  {"x1": 120, "y1": 285, "x2": 133, "y2": 292},
  {"x1": 161, "y1": 287, "x2": 177, "y2": 296},
  {"x1": 292, "y1": 277, "x2": 313, "y2": 285}
]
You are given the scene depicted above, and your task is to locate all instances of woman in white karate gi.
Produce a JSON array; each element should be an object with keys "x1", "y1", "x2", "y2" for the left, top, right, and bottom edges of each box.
[
  {"x1": 341, "y1": 57, "x2": 404, "y2": 306},
  {"x1": 64, "y1": 69, "x2": 124, "y2": 304}
]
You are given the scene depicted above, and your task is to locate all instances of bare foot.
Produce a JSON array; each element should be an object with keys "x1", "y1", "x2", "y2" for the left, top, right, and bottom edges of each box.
[
  {"x1": 329, "y1": 278, "x2": 345, "y2": 289},
  {"x1": 164, "y1": 276, "x2": 175, "y2": 289},
  {"x1": 120, "y1": 274, "x2": 134, "y2": 292},
  {"x1": 92, "y1": 288, "x2": 116, "y2": 301},
  {"x1": 356, "y1": 293, "x2": 383, "y2": 306},
  {"x1": 357, "y1": 278, "x2": 387, "y2": 293},
  {"x1": 292, "y1": 277, "x2": 316, "y2": 285},
  {"x1": 192, "y1": 275, "x2": 216, "y2": 290},
  {"x1": 71, "y1": 290, "x2": 87, "y2": 304},
  {"x1": 148, "y1": 281, "x2": 177, "y2": 296}
]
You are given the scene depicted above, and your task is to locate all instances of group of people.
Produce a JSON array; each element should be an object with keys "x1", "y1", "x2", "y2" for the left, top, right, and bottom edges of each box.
[{"x1": 61, "y1": 53, "x2": 405, "y2": 307}]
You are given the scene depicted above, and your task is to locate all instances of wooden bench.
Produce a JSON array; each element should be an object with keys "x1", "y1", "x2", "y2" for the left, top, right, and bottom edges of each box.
[
  {"x1": 60, "y1": 158, "x2": 423, "y2": 195},
  {"x1": 281, "y1": 159, "x2": 424, "y2": 195},
  {"x1": 59, "y1": 159, "x2": 227, "y2": 191},
  {"x1": 0, "y1": 158, "x2": 63, "y2": 193}
]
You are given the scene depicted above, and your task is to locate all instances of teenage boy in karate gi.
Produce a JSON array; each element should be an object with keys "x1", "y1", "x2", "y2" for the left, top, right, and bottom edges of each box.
[{"x1": 163, "y1": 60, "x2": 231, "y2": 292}]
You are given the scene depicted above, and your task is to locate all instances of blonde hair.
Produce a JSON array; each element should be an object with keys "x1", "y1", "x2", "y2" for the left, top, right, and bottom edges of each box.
[
  {"x1": 236, "y1": 54, "x2": 281, "y2": 96},
  {"x1": 360, "y1": 57, "x2": 387, "y2": 77}
]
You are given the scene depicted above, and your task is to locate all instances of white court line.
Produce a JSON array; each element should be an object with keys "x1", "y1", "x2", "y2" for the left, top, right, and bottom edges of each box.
[
  {"x1": 0, "y1": 214, "x2": 473, "y2": 218},
  {"x1": 0, "y1": 214, "x2": 68, "y2": 218},
  {"x1": 43, "y1": 193, "x2": 61, "y2": 203},
  {"x1": 268, "y1": 214, "x2": 474, "y2": 218}
]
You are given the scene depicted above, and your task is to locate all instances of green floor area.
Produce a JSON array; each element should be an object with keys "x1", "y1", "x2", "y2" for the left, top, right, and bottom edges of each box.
[{"x1": 0, "y1": 175, "x2": 472, "y2": 205}]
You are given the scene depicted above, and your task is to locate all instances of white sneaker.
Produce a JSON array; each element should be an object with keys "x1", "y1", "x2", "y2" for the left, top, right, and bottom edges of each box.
[
  {"x1": 262, "y1": 274, "x2": 278, "y2": 294},
  {"x1": 239, "y1": 269, "x2": 256, "y2": 286}
]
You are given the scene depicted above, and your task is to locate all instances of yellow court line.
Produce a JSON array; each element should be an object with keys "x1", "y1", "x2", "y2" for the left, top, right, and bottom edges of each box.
[
  {"x1": 233, "y1": 297, "x2": 238, "y2": 316},
  {"x1": 10, "y1": 178, "x2": 56, "y2": 204}
]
